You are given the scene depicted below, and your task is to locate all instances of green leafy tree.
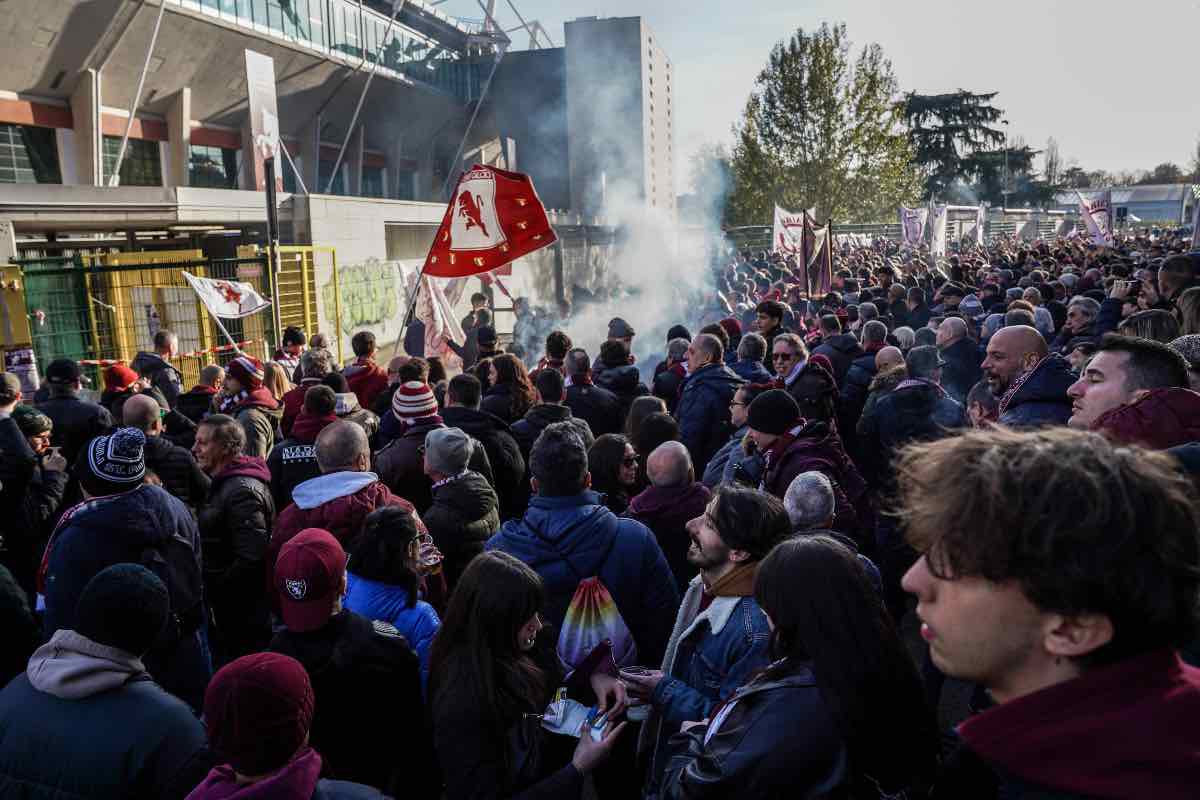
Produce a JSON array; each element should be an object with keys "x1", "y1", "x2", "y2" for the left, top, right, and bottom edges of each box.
[
  {"x1": 727, "y1": 22, "x2": 920, "y2": 225},
  {"x1": 902, "y1": 90, "x2": 1005, "y2": 199}
]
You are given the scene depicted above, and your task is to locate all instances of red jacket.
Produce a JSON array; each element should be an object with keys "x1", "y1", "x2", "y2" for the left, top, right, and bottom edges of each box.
[
  {"x1": 343, "y1": 358, "x2": 389, "y2": 411},
  {"x1": 1092, "y1": 388, "x2": 1200, "y2": 450},
  {"x1": 280, "y1": 378, "x2": 324, "y2": 438}
]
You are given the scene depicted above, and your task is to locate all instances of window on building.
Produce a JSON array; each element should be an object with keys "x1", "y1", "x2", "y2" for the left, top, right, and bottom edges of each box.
[
  {"x1": 282, "y1": 153, "x2": 299, "y2": 193},
  {"x1": 188, "y1": 144, "x2": 238, "y2": 188},
  {"x1": 319, "y1": 160, "x2": 345, "y2": 195},
  {"x1": 0, "y1": 123, "x2": 61, "y2": 184},
  {"x1": 102, "y1": 136, "x2": 162, "y2": 186},
  {"x1": 395, "y1": 168, "x2": 416, "y2": 201},
  {"x1": 362, "y1": 165, "x2": 384, "y2": 198}
]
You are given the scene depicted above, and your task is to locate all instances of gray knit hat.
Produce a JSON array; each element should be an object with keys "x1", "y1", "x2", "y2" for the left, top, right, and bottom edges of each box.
[{"x1": 425, "y1": 426, "x2": 473, "y2": 475}]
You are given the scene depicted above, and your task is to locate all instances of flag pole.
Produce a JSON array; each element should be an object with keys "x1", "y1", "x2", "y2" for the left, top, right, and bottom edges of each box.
[
  {"x1": 205, "y1": 310, "x2": 247, "y2": 357},
  {"x1": 402, "y1": 169, "x2": 465, "y2": 331}
]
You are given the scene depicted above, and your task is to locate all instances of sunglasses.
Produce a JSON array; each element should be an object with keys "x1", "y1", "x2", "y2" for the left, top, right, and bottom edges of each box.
[{"x1": 772, "y1": 352, "x2": 796, "y2": 361}]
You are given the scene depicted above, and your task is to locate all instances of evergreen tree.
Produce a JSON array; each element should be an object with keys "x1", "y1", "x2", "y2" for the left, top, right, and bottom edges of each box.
[{"x1": 903, "y1": 90, "x2": 1005, "y2": 199}]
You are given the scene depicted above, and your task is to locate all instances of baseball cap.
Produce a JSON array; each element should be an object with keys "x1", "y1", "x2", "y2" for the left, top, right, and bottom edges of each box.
[
  {"x1": 607, "y1": 317, "x2": 636, "y2": 339},
  {"x1": 274, "y1": 528, "x2": 346, "y2": 633},
  {"x1": 46, "y1": 358, "x2": 82, "y2": 385}
]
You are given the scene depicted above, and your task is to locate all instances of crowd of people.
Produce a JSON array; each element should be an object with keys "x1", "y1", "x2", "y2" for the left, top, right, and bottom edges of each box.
[{"x1": 0, "y1": 225, "x2": 1199, "y2": 799}]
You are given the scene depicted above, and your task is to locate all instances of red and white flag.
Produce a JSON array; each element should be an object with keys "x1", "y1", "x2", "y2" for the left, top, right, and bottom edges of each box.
[
  {"x1": 899, "y1": 207, "x2": 929, "y2": 248},
  {"x1": 1075, "y1": 190, "x2": 1114, "y2": 247},
  {"x1": 182, "y1": 271, "x2": 271, "y2": 319},
  {"x1": 773, "y1": 205, "x2": 807, "y2": 256},
  {"x1": 422, "y1": 164, "x2": 557, "y2": 279}
]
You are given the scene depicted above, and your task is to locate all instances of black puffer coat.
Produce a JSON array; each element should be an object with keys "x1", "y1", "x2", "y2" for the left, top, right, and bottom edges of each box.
[
  {"x1": 421, "y1": 470, "x2": 500, "y2": 590},
  {"x1": 143, "y1": 434, "x2": 210, "y2": 509}
]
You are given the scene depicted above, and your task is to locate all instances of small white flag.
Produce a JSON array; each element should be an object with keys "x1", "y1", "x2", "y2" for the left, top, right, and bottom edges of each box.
[
  {"x1": 1075, "y1": 190, "x2": 1114, "y2": 247},
  {"x1": 772, "y1": 205, "x2": 806, "y2": 256},
  {"x1": 182, "y1": 271, "x2": 272, "y2": 319}
]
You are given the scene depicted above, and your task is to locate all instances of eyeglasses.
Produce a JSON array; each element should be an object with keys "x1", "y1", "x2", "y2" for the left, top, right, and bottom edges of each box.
[{"x1": 772, "y1": 352, "x2": 795, "y2": 361}]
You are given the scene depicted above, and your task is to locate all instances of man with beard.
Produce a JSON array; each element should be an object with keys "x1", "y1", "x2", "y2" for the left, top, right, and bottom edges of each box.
[
  {"x1": 982, "y1": 326, "x2": 1074, "y2": 428},
  {"x1": 622, "y1": 485, "x2": 791, "y2": 800}
]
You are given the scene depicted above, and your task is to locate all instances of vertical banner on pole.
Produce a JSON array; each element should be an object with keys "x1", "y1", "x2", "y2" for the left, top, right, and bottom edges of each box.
[{"x1": 244, "y1": 50, "x2": 282, "y2": 193}]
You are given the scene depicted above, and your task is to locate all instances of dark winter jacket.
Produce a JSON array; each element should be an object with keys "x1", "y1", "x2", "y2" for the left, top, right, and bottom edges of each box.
[
  {"x1": 661, "y1": 664, "x2": 846, "y2": 800},
  {"x1": 730, "y1": 358, "x2": 773, "y2": 385},
  {"x1": 132, "y1": 351, "x2": 184, "y2": 409},
  {"x1": 939, "y1": 337, "x2": 984, "y2": 405},
  {"x1": 0, "y1": 630, "x2": 212, "y2": 800},
  {"x1": 176, "y1": 385, "x2": 217, "y2": 424},
  {"x1": 856, "y1": 365, "x2": 907, "y2": 438},
  {"x1": 930, "y1": 649, "x2": 1200, "y2": 800},
  {"x1": 1093, "y1": 297, "x2": 1124, "y2": 338},
  {"x1": 342, "y1": 358, "x2": 389, "y2": 412},
  {"x1": 269, "y1": 610, "x2": 434, "y2": 795},
  {"x1": 36, "y1": 393, "x2": 114, "y2": 465},
  {"x1": 510, "y1": 404, "x2": 593, "y2": 463},
  {"x1": 675, "y1": 364, "x2": 744, "y2": 476},
  {"x1": 997, "y1": 355, "x2": 1075, "y2": 428},
  {"x1": 41, "y1": 484, "x2": 210, "y2": 710},
  {"x1": 701, "y1": 424, "x2": 754, "y2": 488},
  {"x1": 838, "y1": 350, "x2": 879, "y2": 442},
  {"x1": 441, "y1": 406, "x2": 526, "y2": 520},
  {"x1": 625, "y1": 482, "x2": 712, "y2": 594},
  {"x1": 653, "y1": 362, "x2": 688, "y2": 413},
  {"x1": 812, "y1": 333, "x2": 863, "y2": 386},
  {"x1": 374, "y1": 415, "x2": 495, "y2": 515},
  {"x1": 594, "y1": 364, "x2": 650, "y2": 425},
  {"x1": 13, "y1": 458, "x2": 68, "y2": 595},
  {"x1": 487, "y1": 490, "x2": 680, "y2": 668},
  {"x1": 335, "y1": 393, "x2": 379, "y2": 439},
  {"x1": 564, "y1": 380, "x2": 623, "y2": 437},
  {"x1": 760, "y1": 421, "x2": 869, "y2": 541},
  {"x1": 267, "y1": 410, "x2": 336, "y2": 511},
  {"x1": 0, "y1": 563, "x2": 40, "y2": 687},
  {"x1": 421, "y1": 470, "x2": 500, "y2": 591},
  {"x1": 143, "y1": 433, "x2": 210, "y2": 509},
  {"x1": 906, "y1": 303, "x2": 932, "y2": 330},
  {"x1": 480, "y1": 382, "x2": 529, "y2": 425},
  {"x1": 857, "y1": 379, "x2": 968, "y2": 491},
  {"x1": 187, "y1": 748, "x2": 387, "y2": 800},
  {"x1": 1049, "y1": 321, "x2": 1098, "y2": 358},
  {"x1": 270, "y1": 473, "x2": 426, "y2": 584},
  {"x1": 198, "y1": 455, "x2": 275, "y2": 654},
  {"x1": 0, "y1": 418, "x2": 42, "y2": 594},
  {"x1": 1091, "y1": 388, "x2": 1200, "y2": 451}
]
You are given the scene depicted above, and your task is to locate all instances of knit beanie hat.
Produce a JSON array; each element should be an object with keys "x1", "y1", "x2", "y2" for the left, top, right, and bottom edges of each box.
[
  {"x1": 1169, "y1": 335, "x2": 1200, "y2": 371},
  {"x1": 718, "y1": 317, "x2": 742, "y2": 341},
  {"x1": 392, "y1": 380, "x2": 438, "y2": 420},
  {"x1": 12, "y1": 404, "x2": 51, "y2": 437},
  {"x1": 666, "y1": 324, "x2": 692, "y2": 342},
  {"x1": 204, "y1": 652, "x2": 316, "y2": 776},
  {"x1": 227, "y1": 355, "x2": 265, "y2": 390},
  {"x1": 74, "y1": 563, "x2": 169, "y2": 656},
  {"x1": 103, "y1": 364, "x2": 139, "y2": 393},
  {"x1": 425, "y1": 426, "x2": 472, "y2": 475},
  {"x1": 74, "y1": 428, "x2": 146, "y2": 496},
  {"x1": 747, "y1": 389, "x2": 801, "y2": 436}
]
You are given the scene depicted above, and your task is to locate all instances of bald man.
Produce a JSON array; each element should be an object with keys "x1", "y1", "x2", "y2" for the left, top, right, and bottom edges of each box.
[
  {"x1": 627, "y1": 440, "x2": 712, "y2": 594},
  {"x1": 123, "y1": 393, "x2": 210, "y2": 507},
  {"x1": 982, "y1": 326, "x2": 1075, "y2": 428},
  {"x1": 875, "y1": 346, "x2": 904, "y2": 374},
  {"x1": 936, "y1": 317, "x2": 983, "y2": 405}
]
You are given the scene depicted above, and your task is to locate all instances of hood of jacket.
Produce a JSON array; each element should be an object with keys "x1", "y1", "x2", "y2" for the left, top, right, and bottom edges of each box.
[
  {"x1": 291, "y1": 410, "x2": 337, "y2": 444},
  {"x1": 441, "y1": 405, "x2": 511, "y2": 437},
  {"x1": 731, "y1": 359, "x2": 773, "y2": 384},
  {"x1": 868, "y1": 364, "x2": 907, "y2": 394},
  {"x1": 334, "y1": 392, "x2": 362, "y2": 416},
  {"x1": 214, "y1": 454, "x2": 272, "y2": 485},
  {"x1": 291, "y1": 470, "x2": 381, "y2": 510},
  {"x1": 960, "y1": 649, "x2": 1200, "y2": 800},
  {"x1": 490, "y1": 492, "x2": 619, "y2": 598},
  {"x1": 595, "y1": 364, "x2": 643, "y2": 394},
  {"x1": 431, "y1": 469, "x2": 498, "y2": 520},
  {"x1": 520, "y1": 403, "x2": 573, "y2": 429},
  {"x1": 1000, "y1": 354, "x2": 1075, "y2": 414},
  {"x1": 26, "y1": 629, "x2": 147, "y2": 700},
  {"x1": 186, "y1": 748, "x2": 323, "y2": 800},
  {"x1": 341, "y1": 358, "x2": 378, "y2": 381},
  {"x1": 627, "y1": 482, "x2": 711, "y2": 519},
  {"x1": 1093, "y1": 388, "x2": 1200, "y2": 450},
  {"x1": 848, "y1": 351, "x2": 878, "y2": 374},
  {"x1": 131, "y1": 351, "x2": 180, "y2": 378},
  {"x1": 821, "y1": 333, "x2": 861, "y2": 356},
  {"x1": 683, "y1": 363, "x2": 744, "y2": 395}
]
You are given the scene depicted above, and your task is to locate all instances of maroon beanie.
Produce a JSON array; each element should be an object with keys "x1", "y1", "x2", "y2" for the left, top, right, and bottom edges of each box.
[
  {"x1": 204, "y1": 652, "x2": 315, "y2": 776},
  {"x1": 718, "y1": 317, "x2": 742, "y2": 341},
  {"x1": 226, "y1": 355, "x2": 265, "y2": 390}
]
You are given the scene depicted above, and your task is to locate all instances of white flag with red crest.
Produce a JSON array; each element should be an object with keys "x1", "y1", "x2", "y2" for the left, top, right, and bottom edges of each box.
[{"x1": 182, "y1": 271, "x2": 272, "y2": 319}]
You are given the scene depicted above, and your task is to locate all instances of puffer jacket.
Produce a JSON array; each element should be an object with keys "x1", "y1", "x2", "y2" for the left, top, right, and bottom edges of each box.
[
  {"x1": 510, "y1": 403, "x2": 594, "y2": 462},
  {"x1": 856, "y1": 365, "x2": 907, "y2": 438},
  {"x1": 441, "y1": 406, "x2": 525, "y2": 520},
  {"x1": 269, "y1": 472, "x2": 426, "y2": 589},
  {"x1": 661, "y1": 664, "x2": 845, "y2": 800},
  {"x1": 36, "y1": 393, "x2": 114, "y2": 465},
  {"x1": 374, "y1": 416, "x2": 495, "y2": 515},
  {"x1": 421, "y1": 470, "x2": 500, "y2": 591},
  {"x1": 131, "y1": 350, "x2": 184, "y2": 409},
  {"x1": 335, "y1": 393, "x2": 380, "y2": 439},
  {"x1": 595, "y1": 363, "x2": 650, "y2": 425},
  {"x1": 730, "y1": 358, "x2": 773, "y2": 385},
  {"x1": 198, "y1": 455, "x2": 275, "y2": 654},
  {"x1": 1092, "y1": 388, "x2": 1200, "y2": 450},
  {"x1": 176, "y1": 386, "x2": 217, "y2": 425},
  {"x1": 653, "y1": 362, "x2": 688, "y2": 413},
  {"x1": 857, "y1": 379, "x2": 968, "y2": 491},
  {"x1": 997, "y1": 355, "x2": 1075, "y2": 429},
  {"x1": 701, "y1": 425, "x2": 754, "y2": 489},
  {"x1": 838, "y1": 350, "x2": 878, "y2": 445},
  {"x1": 267, "y1": 410, "x2": 336, "y2": 511},
  {"x1": 143, "y1": 433, "x2": 210, "y2": 509},
  {"x1": 486, "y1": 490, "x2": 679, "y2": 667},
  {"x1": 344, "y1": 573, "x2": 440, "y2": 688},
  {"x1": 675, "y1": 364, "x2": 744, "y2": 477},
  {"x1": 812, "y1": 333, "x2": 863, "y2": 386},
  {"x1": 0, "y1": 630, "x2": 212, "y2": 800}
]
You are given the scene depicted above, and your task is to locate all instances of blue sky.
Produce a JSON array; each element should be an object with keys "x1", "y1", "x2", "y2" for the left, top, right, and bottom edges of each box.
[{"x1": 439, "y1": 0, "x2": 1198, "y2": 190}]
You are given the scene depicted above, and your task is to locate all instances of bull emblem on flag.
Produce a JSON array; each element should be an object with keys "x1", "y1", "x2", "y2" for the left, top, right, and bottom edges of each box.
[
  {"x1": 458, "y1": 192, "x2": 490, "y2": 238},
  {"x1": 215, "y1": 281, "x2": 243, "y2": 305}
]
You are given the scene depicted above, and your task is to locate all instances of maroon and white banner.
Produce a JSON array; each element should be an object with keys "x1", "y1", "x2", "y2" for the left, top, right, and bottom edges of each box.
[
  {"x1": 900, "y1": 207, "x2": 929, "y2": 248},
  {"x1": 803, "y1": 213, "x2": 833, "y2": 296},
  {"x1": 772, "y1": 205, "x2": 807, "y2": 256},
  {"x1": 1075, "y1": 190, "x2": 1114, "y2": 247}
]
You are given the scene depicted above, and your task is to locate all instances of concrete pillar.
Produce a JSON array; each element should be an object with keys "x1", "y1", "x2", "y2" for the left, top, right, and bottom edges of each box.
[
  {"x1": 298, "y1": 115, "x2": 320, "y2": 194},
  {"x1": 350, "y1": 124, "x2": 364, "y2": 196},
  {"x1": 165, "y1": 88, "x2": 191, "y2": 188},
  {"x1": 69, "y1": 69, "x2": 102, "y2": 186}
]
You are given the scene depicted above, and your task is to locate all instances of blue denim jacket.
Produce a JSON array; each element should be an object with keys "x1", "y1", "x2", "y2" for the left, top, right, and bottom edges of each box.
[{"x1": 644, "y1": 577, "x2": 772, "y2": 796}]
